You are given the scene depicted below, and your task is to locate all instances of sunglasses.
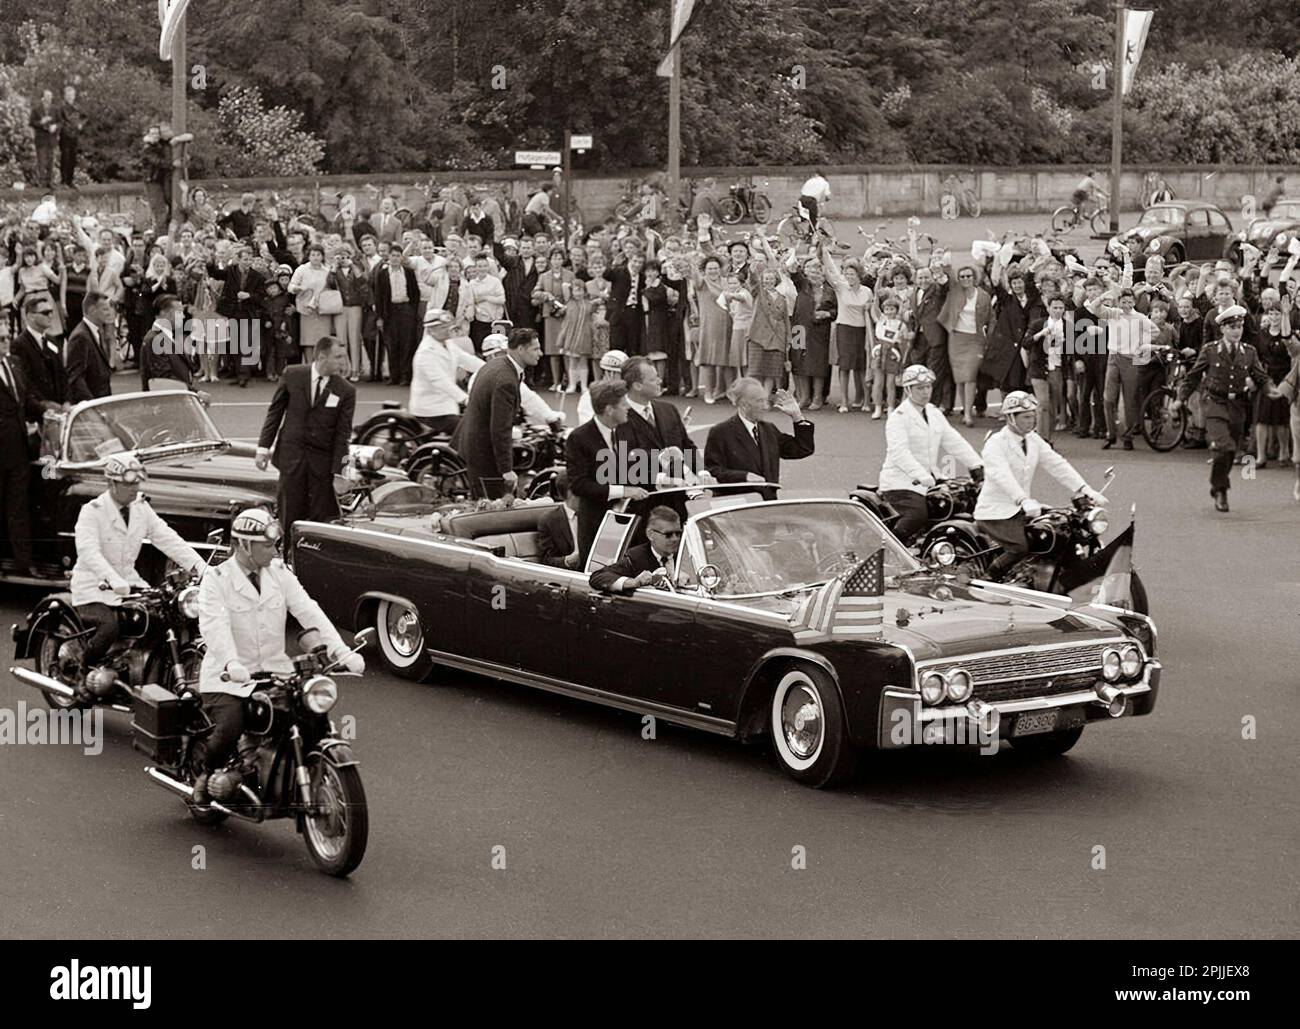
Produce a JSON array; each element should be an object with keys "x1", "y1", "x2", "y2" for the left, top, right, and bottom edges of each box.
[{"x1": 651, "y1": 528, "x2": 682, "y2": 538}]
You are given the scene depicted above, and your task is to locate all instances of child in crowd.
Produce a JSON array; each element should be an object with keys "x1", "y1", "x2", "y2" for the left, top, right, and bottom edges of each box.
[{"x1": 870, "y1": 293, "x2": 907, "y2": 417}]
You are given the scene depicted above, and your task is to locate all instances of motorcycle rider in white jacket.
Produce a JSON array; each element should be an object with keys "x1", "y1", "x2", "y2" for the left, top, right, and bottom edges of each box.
[
  {"x1": 974, "y1": 391, "x2": 1108, "y2": 579},
  {"x1": 879, "y1": 364, "x2": 983, "y2": 543}
]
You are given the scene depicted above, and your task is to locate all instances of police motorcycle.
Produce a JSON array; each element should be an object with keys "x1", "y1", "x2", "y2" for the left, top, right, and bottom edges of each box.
[
  {"x1": 851, "y1": 474, "x2": 984, "y2": 566},
  {"x1": 8, "y1": 458, "x2": 223, "y2": 712},
  {"x1": 134, "y1": 626, "x2": 375, "y2": 877}
]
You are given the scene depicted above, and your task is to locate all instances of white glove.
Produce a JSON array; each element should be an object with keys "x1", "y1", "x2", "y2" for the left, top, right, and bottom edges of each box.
[
  {"x1": 547, "y1": 411, "x2": 566, "y2": 426},
  {"x1": 224, "y1": 661, "x2": 251, "y2": 684},
  {"x1": 338, "y1": 652, "x2": 365, "y2": 675},
  {"x1": 1081, "y1": 487, "x2": 1108, "y2": 506},
  {"x1": 1020, "y1": 498, "x2": 1044, "y2": 518},
  {"x1": 916, "y1": 473, "x2": 937, "y2": 488},
  {"x1": 110, "y1": 578, "x2": 131, "y2": 597}
]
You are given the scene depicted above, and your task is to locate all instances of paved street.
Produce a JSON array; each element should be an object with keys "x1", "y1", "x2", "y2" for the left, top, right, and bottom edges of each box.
[{"x1": 1, "y1": 353, "x2": 1296, "y2": 938}]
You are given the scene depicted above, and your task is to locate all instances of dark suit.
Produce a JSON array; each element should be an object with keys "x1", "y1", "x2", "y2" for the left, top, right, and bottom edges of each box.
[
  {"x1": 620, "y1": 400, "x2": 699, "y2": 529},
  {"x1": 141, "y1": 327, "x2": 196, "y2": 392},
  {"x1": 499, "y1": 254, "x2": 540, "y2": 331},
  {"x1": 258, "y1": 366, "x2": 356, "y2": 529},
  {"x1": 537, "y1": 503, "x2": 577, "y2": 568},
  {"x1": 373, "y1": 264, "x2": 420, "y2": 386},
  {"x1": 604, "y1": 266, "x2": 645, "y2": 355},
  {"x1": 0, "y1": 355, "x2": 44, "y2": 568},
  {"x1": 589, "y1": 542, "x2": 672, "y2": 593},
  {"x1": 565, "y1": 417, "x2": 622, "y2": 562},
  {"x1": 64, "y1": 321, "x2": 113, "y2": 403},
  {"x1": 704, "y1": 414, "x2": 815, "y2": 501},
  {"x1": 450, "y1": 355, "x2": 521, "y2": 498},
  {"x1": 208, "y1": 263, "x2": 265, "y2": 380},
  {"x1": 914, "y1": 282, "x2": 953, "y2": 410},
  {"x1": 10, "y1": 329, "x2": 65, "y2": 408},
  {"x1": 217, "y1": 208, "x2": 256, "y2": 241}
]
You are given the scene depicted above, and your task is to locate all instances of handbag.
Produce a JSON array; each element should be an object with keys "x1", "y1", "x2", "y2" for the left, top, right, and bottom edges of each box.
[{"x1": 316, "y1": 288, "x2": 344, "y2": 315}]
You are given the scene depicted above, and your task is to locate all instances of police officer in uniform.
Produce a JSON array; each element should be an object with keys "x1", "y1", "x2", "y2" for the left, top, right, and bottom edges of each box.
[
  {"x1": 193, "y1": 508, "x2": 363, "y2": 806},
  {"x1": 1173, "y1": 305, "x2": 1280, "y2": 512},
  {"x1": 69, "y1": 454, "x2": 204, "y2": 697}
]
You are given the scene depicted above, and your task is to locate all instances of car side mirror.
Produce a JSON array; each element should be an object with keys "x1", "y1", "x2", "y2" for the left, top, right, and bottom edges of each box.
[{"x1": 698, "y1": 564, "x2": 721, "y2": 594}]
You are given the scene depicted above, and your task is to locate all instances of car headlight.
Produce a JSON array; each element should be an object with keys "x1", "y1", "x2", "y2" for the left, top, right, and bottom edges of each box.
[
  {"x1": 303, "y1": 675, "x2": 338, "y2": 714},
  {"x1": 177, "y1": 585, "x2": 200, "y2": 620},
  {"x1": 945, "y1": 668, "x2": 973, "y2": 703},
  {"x1": 921, "y1": 672, "x2": 947, "y2": 706},
  {"x1": 1101, "y1": 648, "x2": 1122, "y2": 683},
  {"x1": 1120, "y1": 644, "x2": 1143, "y2": 679},
  {"x1": 1085, "y1": 508, "x2": 1109, "y2": 536}
]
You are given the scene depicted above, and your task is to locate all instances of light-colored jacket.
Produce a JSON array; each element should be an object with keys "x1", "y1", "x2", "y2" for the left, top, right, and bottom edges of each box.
[
  {"x1": 197, "y1": 557, "x2": 346, "y2": 697},
  {"x1": 409, "y1": 335, "x2": 484, "y2": 417},
  {"x1": 71, "y1": 491, "x2": 204, "y2": 607},
  {"x1": 974, "y1": 425, "x2": 1086, "y2": 521},
  {"x1": 880, "y1": 401, "x2": 982, "y2": 495}
]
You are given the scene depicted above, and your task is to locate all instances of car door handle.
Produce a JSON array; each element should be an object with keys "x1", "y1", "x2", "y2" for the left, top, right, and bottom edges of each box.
[{"x1": 543, "y1": 583, "x2": 565, "y2": 593}]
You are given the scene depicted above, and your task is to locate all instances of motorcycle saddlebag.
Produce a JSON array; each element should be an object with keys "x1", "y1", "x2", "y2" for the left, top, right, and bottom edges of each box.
[{"x1": 131, "y1": 683, "x2": 196, "y2": 766}]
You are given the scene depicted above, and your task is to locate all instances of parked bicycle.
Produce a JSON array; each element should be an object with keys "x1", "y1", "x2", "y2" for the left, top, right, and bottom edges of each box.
[
  {"x1": 940, "y1": 174, "x2": 982, "y2": 218},
  {"x1": 717, "y1": 178, "x2": 772, "y2": 225}
]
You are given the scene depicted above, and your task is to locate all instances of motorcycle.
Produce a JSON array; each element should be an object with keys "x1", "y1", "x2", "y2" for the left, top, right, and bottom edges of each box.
[
  {"x1": 136, "y1": 628, "x2": 376, "y2": 878},
  {"x1": 406, "y1": 419, "x2": 569, "y2": 502},
  {"x1": 352, "y1": 402, "x2": 445, "y2": 467},
  {"x1": 854, "y1": 469, "x2": 1149, "y2": 614},
  {"x1": 9, "y1": 536, "x2": 221, "y2": 712}
]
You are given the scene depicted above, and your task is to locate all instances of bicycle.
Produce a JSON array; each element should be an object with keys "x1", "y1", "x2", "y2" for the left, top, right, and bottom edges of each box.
[
  {"x1": 1051, "y1": 198, "x2": 1109, "y2": 235},
  {"x1": 1139, "y1": 345, "x2": 1194, "y2": 451},
  {"x1": 716, "y1": 178, "x2": 772, "y2": 225},
  {"x1": 940, "y1": 174, "x2": 982, "y2": 218}
]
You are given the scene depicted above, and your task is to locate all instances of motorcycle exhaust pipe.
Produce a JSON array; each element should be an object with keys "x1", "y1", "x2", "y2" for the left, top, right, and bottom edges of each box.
[
  {"x1": 9, "y1": 666, "x2": 78, "y2": 701},
  {"x1": 144, "y1": 767, "x2": 266, "y2": 823}
]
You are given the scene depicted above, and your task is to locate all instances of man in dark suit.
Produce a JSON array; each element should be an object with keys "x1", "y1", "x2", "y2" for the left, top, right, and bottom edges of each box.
[
  {"x1": 369, "y1": 197, "x2": 404, "y2": 245},
  {"x1": 141, "y1": 294, "x2": 205, "y2": 395},
  {"x1": 373, "y1": 249, "x2": 420, "y2": 386},
  {"x1": 28, "y1": 89, "x2": 58, "y2": 188},
  {"x1": 217, "y1": 193, "x2": 258, "y2": 242},
  {"x1": 208, "y1": 244, "x2": 265, "y2": 385},
  {"x1": 64, "y1": 292, "x2": 116, "y2": 403},
  {"x1": 589, "y1": 506, "x2": 681, "y2": 593},
  {"x1": 0, "y1": 317, "x2": 55, "y2": 576},
  {"x1": 11, "y1": 296, "x2": 66, "y2": 408},
  {"x1": 913, "y1": 266, "x2": 953, "y2": 412},
  {"x1": 566, "y1": 379, "x2": 650, "y2": 563},
  {"x1": 619, "y1": 357, "x2": 699, "y2": 483},
  {"x1": 537, "y1": 472, "x2": 581, "y2": 569},
  {"x1": 450, "y1": 327, "x2": 542, "y2": 498},
  {"x1": 256, "y1": 336, "x2": 356, "y2": 530},
  {"x1": 705, "y1": 377, "x2": 815, "y2": 501},
  {"x1": 604, "y1": 251, "x2": 646, "y2": 356},
  {"x1": 497, "y1": 238, "x2": 540, "y2": 336}
]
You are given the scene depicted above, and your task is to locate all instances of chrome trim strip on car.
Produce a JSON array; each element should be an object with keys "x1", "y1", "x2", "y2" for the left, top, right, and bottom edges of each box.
[
  {"x1": 1092, "y1": 604, "x2": 1159, "y2": 647},
  {"x1": 968, "y1": 579, "x2": 1074, "y2": 608},
  {"x1": 422, "y1": 647, "x2": 739, "y2": 737},
  {"x1": 913, "y1": 636, "x2": 1132, "y2": 672}
]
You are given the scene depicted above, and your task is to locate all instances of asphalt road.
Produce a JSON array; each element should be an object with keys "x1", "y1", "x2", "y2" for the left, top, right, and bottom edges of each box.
[{"x1": 2, "y1": 213, "x2": 1296, "y2": 939}]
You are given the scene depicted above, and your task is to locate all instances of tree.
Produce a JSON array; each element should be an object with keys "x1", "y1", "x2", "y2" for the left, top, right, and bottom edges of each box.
[{"x1": 211, "y1": 86, "x2": 324, "y2": 177}]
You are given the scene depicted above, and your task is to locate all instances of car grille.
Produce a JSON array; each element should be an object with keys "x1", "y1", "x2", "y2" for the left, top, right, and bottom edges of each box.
[{"x1": 919, "y1": 640, "x2": 1127, "y2": 704}]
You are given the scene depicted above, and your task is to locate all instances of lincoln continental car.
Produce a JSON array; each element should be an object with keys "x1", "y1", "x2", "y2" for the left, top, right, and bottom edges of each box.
[{"x1": 290, "y1": 485, "x2": 1160, "y2": 787}]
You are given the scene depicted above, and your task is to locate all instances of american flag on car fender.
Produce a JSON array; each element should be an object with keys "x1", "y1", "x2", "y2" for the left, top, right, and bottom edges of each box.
[{"x1": 789, "y1": 549, "x2": 886, "y2": 642}]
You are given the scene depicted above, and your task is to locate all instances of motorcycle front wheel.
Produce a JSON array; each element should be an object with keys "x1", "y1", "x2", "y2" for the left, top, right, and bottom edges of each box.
[{"x1": 303, "y1": 756, "x2": 369, "y2": 877}]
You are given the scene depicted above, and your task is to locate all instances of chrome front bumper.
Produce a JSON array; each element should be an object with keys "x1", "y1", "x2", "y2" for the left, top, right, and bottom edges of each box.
[{"x1": 877, "y1": 661, "x2": 1161, "y2": 749}]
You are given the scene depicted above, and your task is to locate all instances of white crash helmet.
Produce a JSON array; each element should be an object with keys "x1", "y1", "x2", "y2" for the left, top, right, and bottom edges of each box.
[
  {"x1": 1002, "y1": 391, "x2": 1040, "y2": 417},
  {"x1": 599, "y1": 349, "x2": 629, "y2": 372},
  {"x1": 104, "y1": 454, "x2": 148, "y2": 484},
  {"x1": 231, "y1": 507, "x2": 283, "y2": 543},
  {"x1": 482, "y1": 333, "x2": 509, "y2": 355},
  {"x1": 899, "y1": 364, "x2": 936, "y2": 389}
]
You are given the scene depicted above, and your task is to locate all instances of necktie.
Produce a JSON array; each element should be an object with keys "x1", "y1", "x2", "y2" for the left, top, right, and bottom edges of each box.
[
  {"x1": 751, "y1": 423, "x2": 761, "y2": 448},
  {"x1": 119, "y1": 505, "x2": 131, "y2": 527},
  {"x1": 1020, "y1": 437, "x2": 1028, "y2": 455},
  {"x1": 314, "y1": 376, "x2": 325, "y2": 406},
  {"x1": 0, "y1": 359, "x2": 13, "y2": 398},
  {"x1": 645, "y1": 404, "x2": 655, "y2": 428},
  {"x1": 627, "y1": 274, "x2": 638, "y2": 307},
  {"x1": 247, "y1": 568, "x2": 260, "y2": 594}
]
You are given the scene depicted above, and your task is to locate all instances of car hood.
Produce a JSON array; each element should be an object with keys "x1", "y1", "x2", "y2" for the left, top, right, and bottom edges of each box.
[{"x1": 135, "y1": 446, "x2": 279, "y2": 511}]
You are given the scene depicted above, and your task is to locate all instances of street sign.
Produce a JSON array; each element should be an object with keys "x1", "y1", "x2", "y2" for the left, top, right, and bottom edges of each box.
[
  {"x1": 570, "y1": 135, "x2": 593, "y2": 151},
  {"x1": 158, "y1": 0, "x2": 192, "y2": 60},
  {"x1": 514, "y1": 150, "x2": 561, "y2": 167}
]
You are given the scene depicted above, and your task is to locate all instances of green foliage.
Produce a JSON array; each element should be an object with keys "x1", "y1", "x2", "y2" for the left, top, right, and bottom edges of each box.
[{"x1": 212, "y1": 87, "x2": 324, "y2": 177}]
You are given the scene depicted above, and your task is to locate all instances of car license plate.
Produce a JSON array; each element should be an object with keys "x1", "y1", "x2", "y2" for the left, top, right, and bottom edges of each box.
[{"x1": 1013, "y1": 710, "x2": 1059, "y2": 737}]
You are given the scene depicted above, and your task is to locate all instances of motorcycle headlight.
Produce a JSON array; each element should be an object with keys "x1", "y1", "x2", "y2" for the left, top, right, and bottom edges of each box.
[
  {"x1": 1085, "y1": 508, "x2": 1109, "y2": 536},
  {"x1": 945, "y1": 668, "x2": 973, "y2": 703},
  {"x1": 1120, "y1": 644, "x2": 1143, "y2": 679},
  {"x1": 921, "y1": 672, "x2": 947, "y2": 706},
  {"x1": 930, "y1": 540, "x2": 957, "y2": 567},
  {"x1": 177, "y1": 585, "x2": 201, "y2": 620},
  {"x1": 303, "y1": 675, "x2": 338, "y2": 714},
  {"x1": 350, "y1": 445, "x2": 386, "y2": 472},
  {"x1": 1101, "y1": 648, "x2": 1122, "y2": 683}
]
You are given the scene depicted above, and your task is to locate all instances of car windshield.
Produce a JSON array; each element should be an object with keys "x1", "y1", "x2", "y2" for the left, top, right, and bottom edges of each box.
[
  {"x1": 63, "y1": 392, "x2": 225, "y2": 464},
  {"x1": 1139, "y1": 207, "x2": 1184, "y2": 228},
  {"x1": 687, "y1": 500, "x2": 918, "y2": 597}
]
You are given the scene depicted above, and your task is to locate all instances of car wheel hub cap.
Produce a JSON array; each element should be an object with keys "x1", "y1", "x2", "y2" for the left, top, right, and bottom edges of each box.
[
  {"x1": 783, "y1": 687, "x2": 822, "y2": 759},
  {"x1": 387, "y1": 607, "x2": 421, "y2": 657}
]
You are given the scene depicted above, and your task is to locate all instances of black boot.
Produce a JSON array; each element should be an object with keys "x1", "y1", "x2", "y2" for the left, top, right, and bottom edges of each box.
[
  {"x1": 191, "y1": 772, "x2": 210, "y2": 807},
  {"x1": 1214, "y1": 490, "x2": 1230, "y2": 513}
]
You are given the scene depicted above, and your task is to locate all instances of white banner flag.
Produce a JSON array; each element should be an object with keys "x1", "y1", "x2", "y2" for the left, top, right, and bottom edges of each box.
[
  {"x1": 159, "y1": 0, "x2": 192, "y2": 61},
  {"x1": 1121, "y1": 8, "x2": 1154, "y2": 96},
  {"x1": 656, "y1": 0, "x2": 700, "y2": 78}
]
